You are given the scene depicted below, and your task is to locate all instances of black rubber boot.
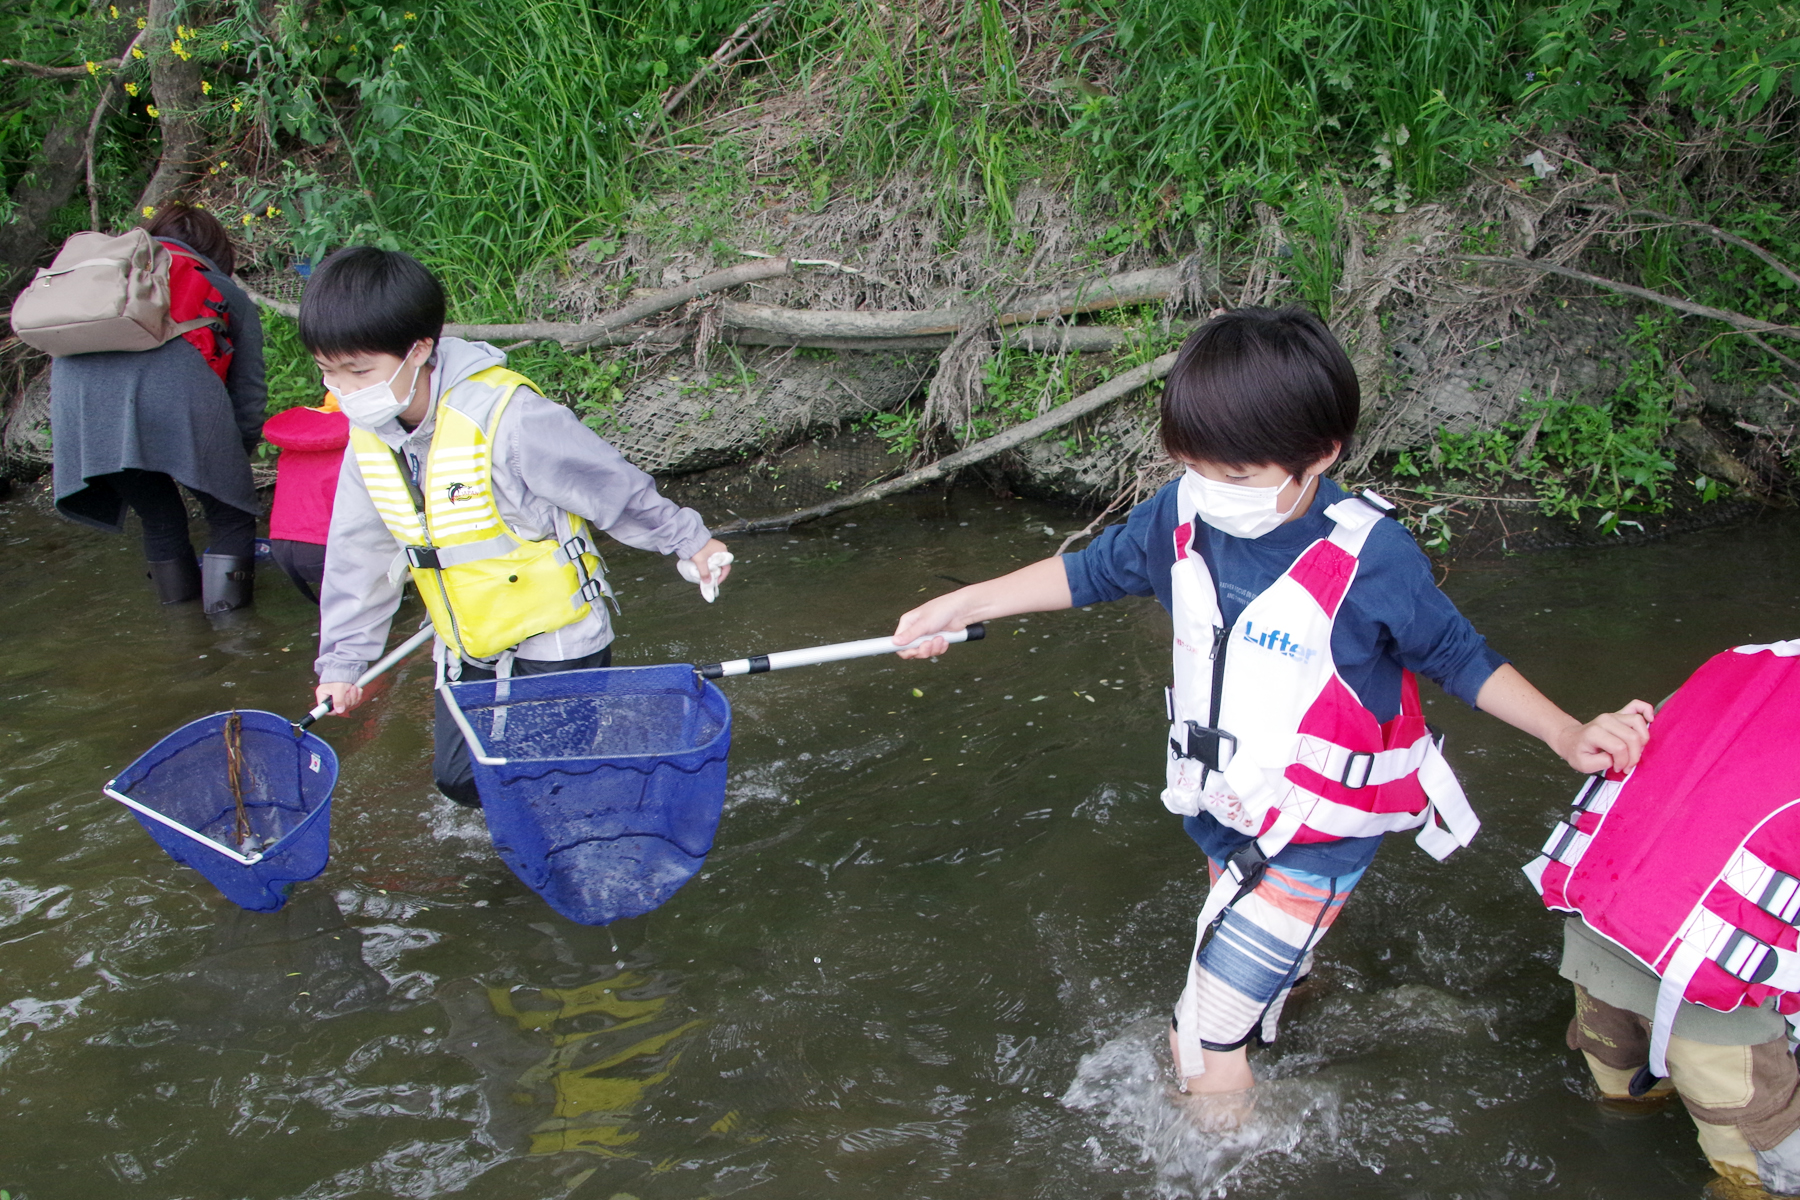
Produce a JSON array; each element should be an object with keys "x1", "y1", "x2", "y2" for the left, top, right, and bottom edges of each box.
[
  {"x1": 146, "y1": 556, "x2": 202, "y2": 604},
  {"x1": 201, "y1": 553, "x2": 254, "y2": 614}
]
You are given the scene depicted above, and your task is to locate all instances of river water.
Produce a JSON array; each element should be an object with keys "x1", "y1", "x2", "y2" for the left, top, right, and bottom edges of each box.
[{"x1": 3, "y1": 485, "x2": 1798, "y2": 1200}]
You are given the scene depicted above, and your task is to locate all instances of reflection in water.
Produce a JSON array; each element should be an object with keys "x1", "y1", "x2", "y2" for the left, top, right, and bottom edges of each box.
[
  {"x1": 440, "y1": 964, "x2": 701, "y2": 1162},
  {"x1": 125, "y1": 890, "x2": 392, "y2": 1051}
]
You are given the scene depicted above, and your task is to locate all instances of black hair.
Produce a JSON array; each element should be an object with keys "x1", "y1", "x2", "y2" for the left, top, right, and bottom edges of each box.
[
  {"x1": 1159, "y1": 306, "x2": 1359, "y2": 478},
  {"x1": 299, "y1": 246, "x2": 446, "y2": 358},
  {"x1": 143, "y1": 199, "x2": 237, "y2": 276}
]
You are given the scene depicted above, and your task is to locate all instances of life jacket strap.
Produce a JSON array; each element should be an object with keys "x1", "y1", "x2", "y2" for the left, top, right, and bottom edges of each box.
[{"x1": 1293, "y1": 732, "x2": 1435, "y2": 790}]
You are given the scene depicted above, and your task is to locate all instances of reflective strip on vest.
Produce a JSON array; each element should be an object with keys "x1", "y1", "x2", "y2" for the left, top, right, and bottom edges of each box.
[{"x1": 1163, "y1": 482, "x2": 1478, "y2": 864}]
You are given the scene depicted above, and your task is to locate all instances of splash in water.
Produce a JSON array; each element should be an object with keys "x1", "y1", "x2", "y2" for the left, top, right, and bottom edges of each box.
[{"x1": 1062, "y1": 1016, "x2": 1340, "y2": 1198}]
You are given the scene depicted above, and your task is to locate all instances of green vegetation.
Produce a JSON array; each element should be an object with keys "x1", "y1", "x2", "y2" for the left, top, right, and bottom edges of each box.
[
  {"x1": 1393, "y1": 314, "x2": 1697, "y2": 539},
  {"x1": 5, "y1": 0, "x2": 1799, "y2": 516},
  {"x1": 7, "y1": 0, "x2": 1798, "y2": 302}
]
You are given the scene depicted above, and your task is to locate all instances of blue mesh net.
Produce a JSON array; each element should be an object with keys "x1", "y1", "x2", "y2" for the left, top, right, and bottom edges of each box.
[
  {"x1": 107, "y1": 710, "x2": 339, "y2": 912},
  {"x1": 446, "y1": 664, "x2": 731, "y2": 925}
]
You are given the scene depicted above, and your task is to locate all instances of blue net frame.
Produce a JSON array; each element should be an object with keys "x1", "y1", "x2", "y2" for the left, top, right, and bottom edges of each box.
[
  {"x1": 443, "y1": 663, "x2": 732, "y2": 925},
  {"x1": 106, "y1": 710, "x2": 339, "y2": 912}
]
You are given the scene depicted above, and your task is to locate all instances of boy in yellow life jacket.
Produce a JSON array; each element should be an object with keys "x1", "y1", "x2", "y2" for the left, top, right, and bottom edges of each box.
[{"x1": 302, "y1": 247, "x2": 731, "y2": 805}]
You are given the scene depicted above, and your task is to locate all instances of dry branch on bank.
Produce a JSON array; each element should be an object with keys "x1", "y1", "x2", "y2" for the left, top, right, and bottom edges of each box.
[
  {"x1": 242, "y1": 262, "x2": 1187, "y2": 354},
  {"x1": 712, "y1": 351, "x2": 1179, "y2": 533}
]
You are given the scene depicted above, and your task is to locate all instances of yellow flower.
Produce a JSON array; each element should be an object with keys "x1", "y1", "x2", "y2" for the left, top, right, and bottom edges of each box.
[
  {"x1": 265, "y1": 204, "x2": 281, "y2": 217},
  {"x1": 169, "y1": 39, "x2": 189, "y2": 60},
  {"x1": 141, "y1": 206, "x2": 156, "y2": 217},
  {"x1": 392, "y1": 42, "x2": 404, "y2": 51},
  {"x1": 404, "y1": 10, "x2": 416, "y2": 16},
  {"x1": 221, "y1": 42, "x2": 230, "y2": 52},
  {"x1": 231, "y1": 97, "x2": 242, "y2": 112},
  {"x1": 145, "y1": 104, "x2": 160, "y2": 117},
  {"x1": 124, "y1": 81, "x2": 139, "y2": 96},
  {"x1": 241, "y1": 213, "x2": 254, "y2": 225},
  {"x1": 135, "y1": 16, "x2": 145, "y2": 28},
  {"x1": 109, "y1": 4, "x2": 119, "y2": 16},
  {"x1": 130, "y1": 45, "x2": 144, "y2": 57},
  {"x1": 201, "y1": 80, "x2": 211, "y2": 94},
  {"x1": 85, "y1": 60, "x2": 98, "y2": 75},
  {"x1": 178, "y1": 25, "x2": 192, "y2": 38}
]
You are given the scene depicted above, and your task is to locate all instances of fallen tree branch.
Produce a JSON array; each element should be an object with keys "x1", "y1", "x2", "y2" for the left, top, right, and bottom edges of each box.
[
  {"x1": 713, "y1": 351, "x2": 1179, "y2": 533},
  {"x1": 2, "y1": 59, "x2": 92, "y2": 78},
  {"x1": 720, "y1": 266, "x2": 1181, "y2": 340},
  {"x1": 243, "y1": 257, "x2": 793, "y2": 340},
  {"x1": 1624, "y1": 208, "x2": 1800, "y2": 292},
  {"x1": 661, "y1": 0, "x2": 785, "y2": 117},
  {"x1": 239, "y1": 280, "x2": 1175, "y2": 357},
  {"x1": 1454, "y1": 255, "x2": 1800, "y2": 343}
]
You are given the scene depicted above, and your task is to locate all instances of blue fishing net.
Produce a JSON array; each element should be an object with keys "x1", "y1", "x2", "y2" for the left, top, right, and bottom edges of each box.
[
  {"x1": 107, "y1": 710, "x2": 339, "y2": 912},
  {"x1": 446, "y1": 664, "x2": 731, "y2": 925}
]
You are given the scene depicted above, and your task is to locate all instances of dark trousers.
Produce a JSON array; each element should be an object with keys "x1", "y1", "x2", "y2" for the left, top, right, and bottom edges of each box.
[
  {"x1": 269, "y1": 539, "x2": 326, "y2": 604},
  {"x1": 432, "y1": 646, "x2": 614, "y2": 806},
  {"x1": 105, "y1": 468, "x2": 256, "y2": 561}
]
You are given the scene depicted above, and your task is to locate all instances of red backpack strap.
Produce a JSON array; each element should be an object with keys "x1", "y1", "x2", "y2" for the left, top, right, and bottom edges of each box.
[{"x1": 158, "y1": 240, "x2": 234, "y2": 381}]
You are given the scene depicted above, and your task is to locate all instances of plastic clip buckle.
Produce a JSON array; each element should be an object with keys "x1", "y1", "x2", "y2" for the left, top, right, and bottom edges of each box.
[
  {"x1": 577, "y1": 577, "x2": 604, "y2": 604},
  {"x1": 561, "y1": 535, "x2": 590, "y2": 561},
  {"x1": 1177, "y1": 721, "x2": 1237, "y2": 772},
  {"x1": 405, "y1": 545, "x2": 441, "y2": 570},
  {"x1": 1719, "y1": 929, "x2": 1778, "y2": 984},
  {"x1": 1340, "y1": 750, "x2": 1374, "y2": 789}
]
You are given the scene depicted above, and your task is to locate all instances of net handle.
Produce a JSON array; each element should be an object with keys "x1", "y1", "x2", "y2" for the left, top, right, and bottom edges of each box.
[
  {"x1": 437, "y1": 678, "x2": 508, "y2": 765},
  {"x1": 697, "y1": 623, "x2": 985, "y2": 679},
  {"x1": 104, "y1": 784, "x2": 264, "y2": 865},
  {"x1": 298, "y1": 624, "x2": 436, "y2": 730}
]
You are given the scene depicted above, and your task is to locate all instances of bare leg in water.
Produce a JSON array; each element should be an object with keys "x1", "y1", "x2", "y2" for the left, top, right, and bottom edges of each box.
[{"x1": 1170, "y1": 1028, "x2": 1256, "y2": 1129}]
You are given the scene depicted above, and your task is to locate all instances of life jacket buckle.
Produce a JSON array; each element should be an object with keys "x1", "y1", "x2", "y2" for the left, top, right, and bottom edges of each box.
[
  {"x1": 1172, "y1": 720, "x2": 1237, "y2": 771},
  {"x1": 577, "y1": 577, "x2": 605, "y2": 605},
  {"x1": 561, "y1": 534, "x2": 591, "y2": 562},
  {"x1": 405, "y1": 545, "x2": 442, "y2": 570},
  {"x1": 1340, "y1": 750, "x2": 1375, "y2": 790},
  {"x1": 1719, "y1": 928, "x2": 1779, "y2": 984}
]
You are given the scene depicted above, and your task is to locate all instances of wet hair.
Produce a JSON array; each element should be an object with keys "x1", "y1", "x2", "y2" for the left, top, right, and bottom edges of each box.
[
  {"x1": 142, "y1": 200, "x2": 236, "y2": 276},
  {"x1": 1159, "y1": 306, "x2": 1359, "y2": 478},
  {"x1": 299, "y1": 246, "x2": 446, "y2": 359}
]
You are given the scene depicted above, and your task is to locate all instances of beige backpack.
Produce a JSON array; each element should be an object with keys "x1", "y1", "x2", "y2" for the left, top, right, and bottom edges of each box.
[{"x1": 10, "y1": 227, "x2": 224, "y2": 357}]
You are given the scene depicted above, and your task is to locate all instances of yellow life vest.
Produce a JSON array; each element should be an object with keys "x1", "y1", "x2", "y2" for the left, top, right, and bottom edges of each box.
[{"x1": 350, "y1": 366, "x2": 608, "y2": 660}]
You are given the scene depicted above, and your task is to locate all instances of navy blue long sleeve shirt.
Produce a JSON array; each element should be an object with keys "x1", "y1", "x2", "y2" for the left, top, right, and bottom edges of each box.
[{"x1": 1061, "y1": 476, "x2": 1507, "y2": 871}]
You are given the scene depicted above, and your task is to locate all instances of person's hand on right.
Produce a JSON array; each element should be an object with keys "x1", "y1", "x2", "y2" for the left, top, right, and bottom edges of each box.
[{"x1": 314, "y1": 680, "x2": 365, "y2": 716}]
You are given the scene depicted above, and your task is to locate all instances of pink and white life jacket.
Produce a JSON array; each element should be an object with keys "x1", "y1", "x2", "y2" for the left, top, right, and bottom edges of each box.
[
  {"x1": 1166, "y1": 478, "x2": 1480, "y2": 908},
  {"x1": 1525, "y1": 640, "x2": 1800, "y2": 1077}
]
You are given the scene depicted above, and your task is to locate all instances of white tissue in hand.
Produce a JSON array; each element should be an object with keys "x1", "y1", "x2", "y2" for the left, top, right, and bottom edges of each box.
[{"x1": 677, "y1": 550, "x2": 734, "y2": 602}]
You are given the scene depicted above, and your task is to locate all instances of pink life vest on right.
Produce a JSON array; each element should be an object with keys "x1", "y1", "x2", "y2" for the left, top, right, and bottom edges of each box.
[{"x1": 1525, "y1": 641, "x2": 1800, "y2": 1077}]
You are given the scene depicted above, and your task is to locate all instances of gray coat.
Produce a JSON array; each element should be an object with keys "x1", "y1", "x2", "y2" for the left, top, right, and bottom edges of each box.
[{"x1": 51, "y1": 237, "x2": 267, "y2": 528}]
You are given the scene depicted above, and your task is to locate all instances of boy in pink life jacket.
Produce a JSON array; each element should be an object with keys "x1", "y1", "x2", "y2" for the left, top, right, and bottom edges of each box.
[
  {"x1": 261, "y1": 392, "x2": 349, "y2": 603},
  {"x1": 1531, "y1": 644, "x2": 1800, "y2": 1197},
  {"x1": 890, "y1": 306, "x2": 1653, "y2": 1116}
]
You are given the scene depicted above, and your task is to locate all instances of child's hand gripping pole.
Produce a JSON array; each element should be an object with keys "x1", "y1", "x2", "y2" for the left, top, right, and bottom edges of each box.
[
  {"x1": 698, "y1": 625, "x2": 985, "y2": 679},
  {"x1": 298, "y1": 625, "x2": 436, "y2": 730}
]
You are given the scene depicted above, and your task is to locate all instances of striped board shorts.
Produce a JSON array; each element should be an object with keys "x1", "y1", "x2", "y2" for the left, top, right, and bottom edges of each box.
[{"x1": 1172, "y1": 854, "x2": 1370, "y2": 1057}]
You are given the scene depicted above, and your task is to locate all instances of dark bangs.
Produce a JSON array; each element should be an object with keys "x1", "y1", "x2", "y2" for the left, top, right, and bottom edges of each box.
[
  {"x1": 299, "y1": 246, "x2": 446, "y2": 358},
  {"x1": 1159, "y1": 306, "x2": 1359, "y2": 478}
]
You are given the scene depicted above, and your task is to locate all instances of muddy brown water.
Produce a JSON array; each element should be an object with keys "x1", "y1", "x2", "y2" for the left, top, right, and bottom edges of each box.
[{"x1": 3, "y1": 486, "x2": 1798, "y2": 1199}]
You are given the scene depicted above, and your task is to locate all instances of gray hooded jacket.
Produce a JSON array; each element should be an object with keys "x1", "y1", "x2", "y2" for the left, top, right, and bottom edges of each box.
[{"x1": 315, "y1": 337, "x2": 712, "y2": 683}]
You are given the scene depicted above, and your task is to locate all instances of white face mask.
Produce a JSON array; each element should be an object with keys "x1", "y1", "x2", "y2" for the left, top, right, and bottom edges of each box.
[
  {"x1": 332, "y1": 344, "x2": 425, "y2": 429},
  {"x1": 1182, "y1": 467, "x2": 1309, "y2": 539}
]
